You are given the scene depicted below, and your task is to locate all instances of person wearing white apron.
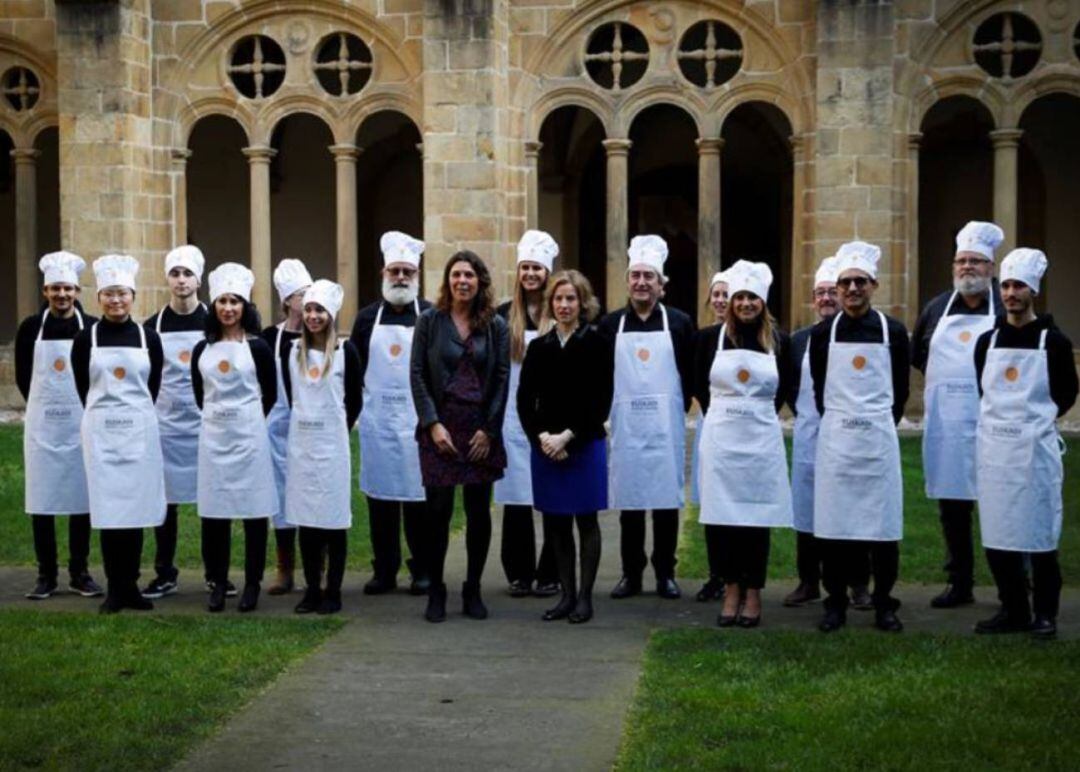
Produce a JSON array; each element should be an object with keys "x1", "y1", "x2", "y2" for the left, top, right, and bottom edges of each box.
[
  {"x1": 141, "y1": 245, "x2": 208, "y2": 600},
  {"x1": 72, "y1": 255, "x2": 166, "y2": 613},
  {"x1": 283, "y1": 281, "x2": 362, "y2": 615},
  {"x1": 913, "y1": 221, "x2": 1004, "y2": 610},
  {"x1": 194, "y1": 263, "x2": 279, "y2": 613},
  {"x1": 495, "y1": 230, "x2": 560, "y2": 598},
  {"x1": 973, "y1": 249, "x2": 1077, "y2": 639},
  {"x1": 261, "y1": 258, "x2": 311, "y2": 596},
  {"x1": 15, "y1": 251, "x2": 101, "y2": 600},
  {"x1": 695, "y1": 261, "x2": 792, "y2": 628},
  {"x1": 352, "y1": 232, "x2": 431, "y2": 596},
  {"x1": 809, "y1": 242, "x2": 910, "y2": 633},
  {"x1": 598, "y1": 235, "x2": 695, "y2": 601}
]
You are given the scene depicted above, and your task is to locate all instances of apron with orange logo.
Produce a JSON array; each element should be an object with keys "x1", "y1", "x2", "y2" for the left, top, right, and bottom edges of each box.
[{"x1": 154, "y1": 305, "x2": 205, "y2": 504}]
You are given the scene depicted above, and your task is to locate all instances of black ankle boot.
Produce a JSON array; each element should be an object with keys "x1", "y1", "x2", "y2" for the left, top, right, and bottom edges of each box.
[
  {"x1": 294, "y1": 587, "x2": 321, "y2": 614},
  {"x1": 238, "y1": 582, "x2": 260, "y2": 613},
  {"x1": 462, "y1": 581, "x2": 488, "y2": 620},
  {"x1": 425, "y1": 583, "x2": 447, "y2": 623}
]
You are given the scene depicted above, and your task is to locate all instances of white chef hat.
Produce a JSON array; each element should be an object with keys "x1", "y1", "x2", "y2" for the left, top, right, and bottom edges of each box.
[
  {"x1": 834, "y1": 241, "x2": 882, "y2": 280},
  {"x1": 814, "y1": 255, "x2": 841, "y2": 287},
  {"x1": 516, "y1": 230, "x2": 559, "y2": 272},
  {"x1": 39, "y1": 251, "x2": 86, "y2": 286},
  {"x1": 93, "y1": 254, "x2": 139, "y2": 292},
  {"x1": 380, "y1": 231, "x2": 425, "y2": 268},
  {"x1": 273, "y1": 259, "x2": 313, "y2": 301},
  {"x1": 303, "y1": 279, "x2": 345, "y2": 320},
  {"x1": 955, "y1": 221, "x2": 1004, "y2": 261},
  {"x1": 999, "y1": 248, "x2": 1048, "y2": 295},
  {"x1": 165, "y1": 245, "x2": 206, "y2": 281},
  {"x1": 209, "y1": 262, "x2": 255, "y2": 303},
  {"x1": 725, "y1": 260, "x2": 773, "y2": 301},
  {"x1": 627, "y1": 235, "x2": 668, "y2": 276},
  {"x1": 709, "y1": 270, "x2": 729, "y2": 290}
]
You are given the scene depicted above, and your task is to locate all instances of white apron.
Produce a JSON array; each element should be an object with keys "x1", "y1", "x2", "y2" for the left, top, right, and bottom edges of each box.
[
  {"x1": 698, "y1": 326, "x2": 792, "y2": 527},
  {"x1": 494, "y1": 328, "x2": 540, "y2": 506},
  {"x1": 813, "y1": 310, "x2": 903, "y2": 541},
  {"x1": 285, "y1": 344, "x2": 352, "y2": 529},
  {"x1": 976, "y1": 329, "x2": 1064, "y2": 552},
  {"x1": 688, "y1": 412, "x2": 703, "y2": 505},
  {"x1": 609, "y1": 305, "x2": 686, "y2": 510},
  {"x1": 197, "y1": 340, "x2": 277, "y2": 519},
  {"x1": 266, "y1": 325, "x2": 295, "y2": 527},
  {"x1": 359, "y1": 302, "x2": 425, "y2": 501},
  {"x1": 790, "y1": 345, "x2": 819, "y2": 533},
  {"x1": 155, "y1": 306, "x2": 205, "y2": 504},
  {"x1": 80, "y1": 322, "x2": 166, "y2": 529},
  {"x1": 922, "y1": 291, "x2": 996, "y2": 500},
  {"x1": 24, "y1": 308, "x2": 90, "y2": 515}
]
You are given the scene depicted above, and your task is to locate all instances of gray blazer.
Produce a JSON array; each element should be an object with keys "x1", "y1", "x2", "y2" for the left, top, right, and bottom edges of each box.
[{"x1": 410, "y1": 307, "x2": 510, "y2": 439}]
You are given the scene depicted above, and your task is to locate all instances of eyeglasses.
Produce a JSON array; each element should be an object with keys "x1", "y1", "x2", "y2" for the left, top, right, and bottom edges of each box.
[
  {"x1": 386, "y1": 267, "x2": 418, "y2": 278},
  {"x1": 837, "y1": 277, "x2": 871, "y2": 289},
  {"x1": 953, "y1": 257, "x2": 990, "y2": 267},
  {"x1": 813, "y1": 288, "x2": 838, "y2": 299}
]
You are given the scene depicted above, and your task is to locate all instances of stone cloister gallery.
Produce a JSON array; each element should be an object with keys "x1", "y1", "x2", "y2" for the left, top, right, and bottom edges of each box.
[{"x1": 1, "y1": 0, "x2": 1079, "y2": 407}]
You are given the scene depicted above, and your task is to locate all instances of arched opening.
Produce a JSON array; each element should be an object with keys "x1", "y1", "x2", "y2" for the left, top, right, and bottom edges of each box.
[
  {"x1": 186, "y1": 115, "x2": 250, "y2": 275},
  {"x1": 355, "y1": 111, "x2": 423, "y2": 307},
  {"x1": 0, "y1": 128, "x2": 15, "y2": 341},
  {"x1": 270, "y1": 113, "x2": 336, "y2": 285},
  {"x1": 720, "y1": 101, "x2": 794, "y2": 326},
  {"x1": 34, "y1": 127, "x2": 60, "y2": 260},
  {"x1": 1019, "y1": 93, "x2": 1080, "y2": 343},
  {"x1": 628, "y1": 104, "x2": 698, "y2": 318},
  {"x1": 918, "y1": 96, "x2": 995, "y2": 306},
  {"x1": 536, "y1": 105, "x2": 606, "y2": 303}
]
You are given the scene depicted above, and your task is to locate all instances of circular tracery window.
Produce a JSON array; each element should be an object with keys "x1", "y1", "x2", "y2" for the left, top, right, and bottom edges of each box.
[
  {"x1": 584, "y1": 22, "x2": 649, "y2": 92},
  {"x1": 314, "y1": 33, "x2": 373, "y2": 97},
  {"x1": 2, "y1": 67, "x2": 41, "y2": 112},
  {"x1": 228, "y1": 35, "x2": 287, "y2": 99},
  {"x1": 677, "y1": 21, "x2": 743, "y2": 89},
  {"x1": 973, "y1": 13, "x2": 1042, "y2": 80}
]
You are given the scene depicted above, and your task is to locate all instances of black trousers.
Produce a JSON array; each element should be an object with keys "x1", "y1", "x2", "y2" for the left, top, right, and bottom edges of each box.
[
  {"x1": 367, "y1": 497, "x2": 426, "y2": 581},
  {"x1": 31, "y1": 514, "x2": 91, "y2": 580},
  {"x1": 707, "y1": 525, "x2": 770, "y2": 589},
  {"x1": 937, "y1": 499, "x2": 975, "y2": 591},
  {"x1": 795, "y1": 532, "x2": 871, "y2": 589},
  {"x1": 986, "y1": 548, "x2": 1061, "y2": 621},
  {"x1": 821, "y1": 539, "x2": 899, "y2": 613},
  {"x1": 99, "y1": 527, "x2": 143, "y2": 599},
  {"x1": 201, "y1": 518, "x2": 268, "y2": 587},
  {"x1": 424, "y1": 483, "x2": 492, "y2": 586},
  {"x1": 299, "y1": 527, "x2": 347, "y2": 596},
  {"x1": 619, "y1": 509, "x2": 679, "y2": 579},
  {"x1": 151, "y1": 503, "x2": 180, "y2": 581},
  {"x1": 500, "y1": 504, "x2": 558, "y2": 586}
]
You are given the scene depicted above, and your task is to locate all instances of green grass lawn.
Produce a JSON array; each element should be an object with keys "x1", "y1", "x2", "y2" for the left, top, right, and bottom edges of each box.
[
  {"x1": 0, "y1": 608, "x2": 341, "y2": 770},
  {"x1": 617, "y1": 628, "x2": 1080, "y2": 770},
  {"x1": 679, "y1": 436, "x2": 1080, "y2": 586}
]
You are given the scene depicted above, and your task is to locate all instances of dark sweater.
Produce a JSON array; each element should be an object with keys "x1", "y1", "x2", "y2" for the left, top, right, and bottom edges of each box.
[
  {"x1": 144, "y1": 303, "x2": 208, "y2": 335},
  {"x1": 974, "y1": 315, "x2": 1078, "y2": 417},
  {"x1": 911, "y1": 283, "x2": 1001, "y2": 373},
  {"x1": 787, "y1": 324, "x2": 814, "y2": 416},
  {"x1": 694, "y1": 322, "x2": 791, "y2": 415},
  {"x1": 71, "y1": 318, "x2": 164, "y2": 405},
  {"x1": 349, "y1": 298, "x2": 432, "y2": 388},
  {"x1": 15, "y1": 309, "x2": 99, "y2": 400},
  {"x1": 279, "y1": 339, "x2": 364, "y2": 429},
  {"x1": 190, "y1": 337, "x2": 278, "y2": 416},
  {"x1": 260, "y1": 324, "x2": 302, "y2": 363}
]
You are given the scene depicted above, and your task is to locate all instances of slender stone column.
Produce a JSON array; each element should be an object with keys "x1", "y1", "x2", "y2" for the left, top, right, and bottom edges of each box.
[
  {"x1": 12, "y1": 148, "x2": 40, "y2": 321},
  {"x1": 695, "y1": 138, "x2": 723, "y2": 328},
  {"x1": 243, "y1": 146, "x2": 277, "y2": 315},
  {"x1": 171, "y1": 148, "x2": 192, "y2": 247},
  {"x1": 906, "y1": 133, "x2": 922, "y2": 318},
  {"x1": 524, "y1": 140, "x2": 542, "y2": 230},
  {"x1": 990, "y1": 128, "x2": 1023, "y2": 254},
  {"x1": 330, "y1": 143, "x2": 361, "y2": 329},
  {"x1": 603, "y1": 138, "x2": 632, "y2": 313}
]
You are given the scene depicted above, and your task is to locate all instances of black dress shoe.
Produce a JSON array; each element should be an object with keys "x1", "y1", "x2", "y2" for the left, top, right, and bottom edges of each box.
[
  {"x1": 568, "y1": 596, "x2": 593, "y2": 624},
  {"x1": 818, "y1": 609, "x2": 846, "y2": 632},
  {"x1": 974, "y1": 608, "x2": 1029, "y2": 634},
  {"x1": 238, "y1": 583, "x2": 260, "y2": 613},
  {"x1": 409, "y1": 575, "x2": 431, "y2": 596},
  {"x1": 695, "y1": 578, "x2": 724, "y2": 602},
  {"x1": 610, "y1": 576, "x2": 642, "y2": 600},
  {"x1": 717, "y1": 613, "x2": 739, "y2": 627},
  {"x1": 930, "y1": 584, "x2": 975, "y2": 609},
  {"x1": 363, "y1": 576, "x2": 397, "y2": 595},
  {"x1": 425, "y1": 583, "x2": 447, "y2": 623},
  {"x1": 207, "y1": 583, "x2": 227, "y2": 613},
  {"x1": 462, "y1": 582, "x2": 488, "y2": 620},
  {"x1": 1030, "y1": 616, "x2": 1057, "y2": 639},
  {"x1": 656, "y1": 578, "x2": 681, "y2": 600},
  {"x1": 317, "y1": 593, "x2": 342, "y2": 615},
  {"x1": 507, "y1": 580, "x2": 532, "y2": 598},
  {"x1": 849, "y1": 586, "x2": 873, "y2": 610},
  {"x1": 542, "y1": 596, "x2": 576, "y2": 621},
  {"x1": 783, "y1": 582, "x2": 821, "y2": 607},
  {"x1": 99, "y1": 595, "x2": 124, "y2": 614},
  {"x1": 533, "y1": 581, "x2": 561, "y2": 598},
  {"x1": 294, "y1": 589, "x2": 321, "y2": 614},
  {"x1": 875, "y1": 609, "x2": 904, "y2": 632},
  {"x1": 124, "y1": 590, "x2": 154, "y2": 611},
  {"x1": 736, "y1": 613, "x2": 761, "y2": 629}
]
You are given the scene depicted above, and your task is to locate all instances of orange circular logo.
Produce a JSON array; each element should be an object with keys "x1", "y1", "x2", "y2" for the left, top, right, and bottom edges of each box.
[
  {"x1": 737, "y1": 369, "x2": 751, "y2": 384},
  {"x1": 1005, "y1": 366, "x2": 1020, "y2": 382},
  {"x1": 958, "y1": 331, "x2": 973, "y2": 344},
  {"x1": 637, "y1": 348, "x2": 651, "y2": 362},
  {"x1": 217, "y1": 360, "x2": 231, "y2": 374},
  {"x1": 113, "y1": 367, "x2": 126, "y2": 380},
  {"x1": 308, "y1": 367, "x2": 321, "y2": 379},
  {"x1": 852, "y1": 355, "x2": 867, "y2": 371},
  {"x1": 389, "y1": 344, "x2": 402, "y2": 358},
  {"x1": 53, "y1": 358, "x2": 66, "y2": 372},
  {"x1": 178, "y1": 350, "x2": 191, "y2": 364}
]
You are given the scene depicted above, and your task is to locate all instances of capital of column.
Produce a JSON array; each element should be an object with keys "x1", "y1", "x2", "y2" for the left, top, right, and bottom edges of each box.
[
  {"x1": 10, "y1": 148, "x2": 41, "y2": 164},
  {"x1": 524, "y1": 140, "x2": 543, "y2": 160},
  {"x1": 170, "y1": 147, "x2": 192, "y2": 169},
  {"x1": 329, "y1": 143, "x2": 361, "y2": 162},
  {"x1": 695, "y1": 137, "x2": 724, "y2": 155},
  {"x1": 602, "y1": 138, "x2": 632, "y2": 157},
  {"x1": 242, "y1": 145, "x2": 278, "y2": 164},
  {"x1": 907, "y1": 132, "x2": 923, "y2": 150},
  {"x1": 989, "y1": 128, "x2": 1023, "y2": 149}
]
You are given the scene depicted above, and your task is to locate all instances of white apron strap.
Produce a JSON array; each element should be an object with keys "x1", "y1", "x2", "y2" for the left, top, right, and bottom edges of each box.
[
  {"x1": 1038, "y1": 329, "x2": 1048, "y2": 351},
  {"x1": 91, "y1": 321, "x2": 99, "y2": 348},
  {"x1": 717, "y1": 324, "x2": 727, "y2": 352},
  {"x1": 876, "y1": 309, "x2": 889, "y2": 344}
]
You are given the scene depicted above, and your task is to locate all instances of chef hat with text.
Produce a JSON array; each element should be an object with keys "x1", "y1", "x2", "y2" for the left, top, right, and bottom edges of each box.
[
  {"x1": 955, "y1": 221, "x2": 1004, "y2": 261},
  {"x1": 999, "y1": 248, "x2": 1048, "y2": 295},
  {"x1": 93, "y1": 254, "x2": 139, "y2": 292},
  {"x1": 165, "y1": 245, "x2": 206, "y2": 282},
  {"x1": 814, "y1": 255, "x2": 841, "y2": 287},
  {"x1": 303, "y1": 279, "x2": 345, "y2": 320},
  {"x1": 39, "y1": 251, "x2": 86, "y2": 287},
  {"x1": 627, "y1": 235, "x2": 668, "y2": 276},
  {"x1": 834, "y1": 241, "x2": 882, "y2": 280},
  {"x1": 273, "y1": 259, "x2": 313, "y2": 301},
  {"x1": 709, "y1": 270, "x2": 729, "y2": 290},
  {"x1": 725, "y1": 260, "x2": 773, "y2": 302},
  {"x1": 516, "y1": 230, "x2": 559, "y2": 272},
  {"x1": 209, "y1": 262, "x2": 255, "y2": 303},
  {"x1": 380, "y1": 231, "x2": 425, "y2": 268}
]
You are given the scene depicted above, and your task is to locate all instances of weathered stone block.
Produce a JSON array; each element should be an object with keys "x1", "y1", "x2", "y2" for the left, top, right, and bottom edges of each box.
[
  {"x1": 442, "y1": 214, "x2": 496, "y2": 241},
  {"x1": 446, "y1": 160, "x2": 496, "y2": 189},
  {"x1": 838, "y1": 127, "x2": 891, "y2": 155},
  {"x1": 856, "y1": 156, "x2": 891, "y2": 186}
]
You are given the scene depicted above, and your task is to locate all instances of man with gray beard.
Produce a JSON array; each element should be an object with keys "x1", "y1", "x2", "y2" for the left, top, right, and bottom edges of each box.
[
  {"x1": 350, "y1": 231, "x2": 432, "y2": 595},
  {"x1": 912, "y1": 220, "x2": 1004, "y2": 609}
]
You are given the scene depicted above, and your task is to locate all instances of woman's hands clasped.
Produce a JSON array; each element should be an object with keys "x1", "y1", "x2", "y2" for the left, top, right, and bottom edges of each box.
[{"x1": 539, "y1": 429, "x2": 573, "y2": 462}]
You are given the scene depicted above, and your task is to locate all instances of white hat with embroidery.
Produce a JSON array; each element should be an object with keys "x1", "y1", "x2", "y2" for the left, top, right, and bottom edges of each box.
[
  {"x1": 93, "y1": 254, "x2": 139, "y2": 292},
  {"x1": 709, "y1": 270, "x2": 729, "y2": 290},
  {"x1": 209, "y1": 262, "x2": 255, "y2": 303},
  {"x1": 627, "y1": 235, "x2": 668, "y2": 276},
  {"x1": 814, "y1": 255, "x2": 841, "y2": 287},
  {"x1": 39, "y1": 251, "x2": 86, "y2": 286},
  {"x1": 955, "y1": 221, "x2": 1005, "y2": 261},
  {"x1": 165, "y1": 245, "x2": 206, "y2": 282},
  {"x1": 273, "y1": 259, "x2": 313, "y2": 301},
  {"x1": 725, "y1": 259, "x2": 773, "y2": 301},
  {"x1": 516, "y1": 230, "x2": 559, "y2": 272},
  {"x1": 999, "y1": 248, "x2": 1048, "y2": 295},
  {"x1": 380, "y1": 231, "x2": 425, "y2": 268},
  {"x1": 834, "y1": 241, "x2": 882, "y2": 280},
  {"x1": 303, "y1": 279, "x2": 345, "y2": 320}
]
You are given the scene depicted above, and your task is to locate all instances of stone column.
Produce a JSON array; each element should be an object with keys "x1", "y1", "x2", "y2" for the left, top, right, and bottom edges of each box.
[
  {"x1": 603, "y1": 138, "x2": 632, "y2": 313},
  {"x1": 12, "y1": 148, "x2": 40, "y2": 321},
  {"x1": 330, "y1": 143, "x2": 361, "y2": 329},
  {"x1": 990, "y1": 128, "x2": 1023, "y2": 254},
  {"x1": 524, "y1": 140, "x2": 542, "y2": 230},
  {"x1": 695, "y1": 138, "x2": 722, "y2": 328},
  {"x1": 906, "y1": 133, "x2": 922, "y2": 318},
  {"x1": 243, "y1": 146, "x2": 276, "y2": 315},
  {"x1": 171, "y1": 148, "x2": 192, "y2": 247}
]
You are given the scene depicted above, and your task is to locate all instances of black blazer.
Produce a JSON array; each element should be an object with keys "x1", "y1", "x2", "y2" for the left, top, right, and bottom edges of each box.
[
  {"x1": 410, "y1": 308, "x2": 511, "y2": 438},
  {"x1": 517, "y1": 325, "x2": 613, "y2": 450}
]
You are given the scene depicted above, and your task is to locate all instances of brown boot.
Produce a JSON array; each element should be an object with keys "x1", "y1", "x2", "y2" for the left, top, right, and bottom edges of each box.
[{"x1": 267, "y1": 544, "x2": 294, "y2": 595}]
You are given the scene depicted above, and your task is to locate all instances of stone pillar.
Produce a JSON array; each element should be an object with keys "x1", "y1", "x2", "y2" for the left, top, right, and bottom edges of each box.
[
  {"x1": 603, "y1": 138, "x2": 632, "y2": 313},
  {"x1": 906, "y1": 133, "x2": 922, "y2": 318},
  {"x1": 695, "y1": 138, "x2": 722, "y2": 328},
  {"x1": 330, "y1": 143, "x2": 361, "y2": 329},
  {"x1": 524, "y1": 140, "x2": 542, "y2": 230},
  {"x1": 990, "y1": 128, "x2": 1023, "y2": 254},
  {"x1": 243, "y1": 146, "x2": 276, "y2": 315},
  {"x1": 171, "y1": 148, "x2": 192, "y2": 247},
  {"x1": 789, "y1": 134, "x2": 810, "y2": 326},
  {"x1": 12, "y1": 148, "x2": 40, "y2": 321}
]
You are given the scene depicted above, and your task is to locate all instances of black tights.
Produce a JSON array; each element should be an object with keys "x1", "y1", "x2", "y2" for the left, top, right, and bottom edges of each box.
[
  {"x1": 31, "y1": 514, "x2": 91, "y2": 580},
  {"x1": 424, "y1": 483, "x2": 492, "y2": 586},
  {"x1": 544, "y1": 513, "x2": 600, "y2": 608},
  {"x1": 201, "y1": 518, "x2": 268, "y2": 587},
  {"x1": 99, "y1": 528, "x2": 143, "y2": 601},
  {"x1": 299, "y1": 527, "x2": 347, "y2": 597}
]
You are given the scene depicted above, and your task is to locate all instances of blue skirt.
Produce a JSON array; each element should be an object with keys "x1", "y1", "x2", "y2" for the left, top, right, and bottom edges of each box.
[{"x1": 531, "y1": 438, "x2": 608, "y2": 515}]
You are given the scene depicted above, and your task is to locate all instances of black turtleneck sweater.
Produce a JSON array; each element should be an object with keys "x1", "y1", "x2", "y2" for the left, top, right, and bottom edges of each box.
[
  {"x1": 71, "y1": 317, "x2": 164, "y2": 404},
  {"x1": 974, "y1": 314, "x2": 1078, "y2": 417},
  {"x1": 694, "y1": 321, "x2": 791, "y2": 415}
]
